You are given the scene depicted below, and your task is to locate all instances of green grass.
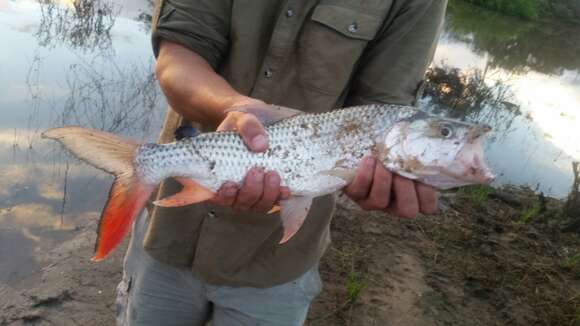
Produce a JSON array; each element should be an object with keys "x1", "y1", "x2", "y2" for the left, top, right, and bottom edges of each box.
[
  {"x1": 519, "y1": 204, "x2": 541, "y2": 223},
  {"x1": 561, "y1": 252, "x2": 580, "y2": 271},
  {"x1": 346, "y1": 271, "x2": 367, "y2": 303},
  {"x1": 458, "y1": 185, "x2": 495, "y2": 205}
]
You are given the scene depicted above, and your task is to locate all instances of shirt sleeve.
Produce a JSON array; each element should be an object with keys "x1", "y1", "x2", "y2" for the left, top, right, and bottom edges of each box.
[
  {"x1": 346, "y1": 0, "x2": 447, "y2": 106},
  {"x1": 151, "y1": 0, "x2": 231, "y2": 70}
]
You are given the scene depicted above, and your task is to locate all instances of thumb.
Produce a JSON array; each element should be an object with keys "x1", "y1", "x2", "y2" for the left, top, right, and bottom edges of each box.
[{"x1": 237, "y1": 113, "x2": 268, "y2": 152}]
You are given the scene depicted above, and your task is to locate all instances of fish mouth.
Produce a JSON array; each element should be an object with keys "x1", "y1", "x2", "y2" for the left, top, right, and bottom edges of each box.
[
  {"x1": 436, "y1": 127, "x2": 494, "y2": 186},
  {"x1": 456, "y1": 128, "x2": 495, "y2": 184}
]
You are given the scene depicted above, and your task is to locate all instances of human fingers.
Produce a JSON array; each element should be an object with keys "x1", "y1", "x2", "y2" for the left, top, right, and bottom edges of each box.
[
  {"x1": 209, "y1": 181, "x2": 238, "y2": 207},
  {"x1": 416, "y1": 183, "x2": 438, "y2": 214},
  {"x1": 344, "y1": 156, "x2": 376, "y2": 201},
  {"x1": 252, "y1": 171, "x2": 281, "y2": 213},
  {"x1": 236, "y1": 113, "x2": 268, "y2": 152},
  {"x1": 232, "y1": 168, "x2": 264, "y2": 211},
  {"x1": 358, "y1": 163, "x2": 393, "y2": 210},
  {"x1": 279, "y1": 186, "x2": 291, "y2": 201},
  {"x1": 385, "y1": 174, "x2": 420, "y2": 219}
]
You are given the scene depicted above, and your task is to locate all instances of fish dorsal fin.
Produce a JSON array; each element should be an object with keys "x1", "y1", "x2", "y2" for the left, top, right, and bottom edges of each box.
[
  {"x1": 279, "y1": 196, "x2": 314, "y2": 244},
  {"x1": 226, "y1": 105, "x2": 303, "y2": 125},
  {"x1": 153, "y1": 177, "x2": 215, "y2": 207}
]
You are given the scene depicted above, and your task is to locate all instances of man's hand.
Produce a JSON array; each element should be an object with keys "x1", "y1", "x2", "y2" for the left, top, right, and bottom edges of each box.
[
  {"x1": 209, "y1": 101, "x2": 290, "y2": 213},
  {"x1": 344, "y1": 156, "x2": 438, "y2": 218}
]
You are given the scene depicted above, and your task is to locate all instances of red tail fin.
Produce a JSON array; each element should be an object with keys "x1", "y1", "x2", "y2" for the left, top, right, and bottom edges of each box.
[
  {"x1": 42, "y1": 127, "x2": 153, "y2": 261},
  {"x1": 92, "y1": 174, "x2": 153, "y2": 261}
]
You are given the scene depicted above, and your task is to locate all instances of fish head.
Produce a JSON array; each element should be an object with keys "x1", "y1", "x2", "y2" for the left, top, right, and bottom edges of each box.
[{"x1": 379, "y1": 117, "x2": 494, "y2": 189}]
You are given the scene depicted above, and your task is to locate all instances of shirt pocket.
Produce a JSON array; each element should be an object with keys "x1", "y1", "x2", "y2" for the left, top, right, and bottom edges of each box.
[{"x1": 297, "y1": 4, "x2": 383, "y2": 95}]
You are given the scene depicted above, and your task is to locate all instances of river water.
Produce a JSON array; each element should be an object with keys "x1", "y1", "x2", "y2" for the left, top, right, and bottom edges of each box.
[{"x1": 0, "y1": 0, "x2": 579, "y2": 284}]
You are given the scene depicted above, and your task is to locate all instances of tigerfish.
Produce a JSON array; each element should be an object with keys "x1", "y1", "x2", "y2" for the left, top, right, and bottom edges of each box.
[{"x1": 42, "y1": 104, "x2": 494, "y2": 261}]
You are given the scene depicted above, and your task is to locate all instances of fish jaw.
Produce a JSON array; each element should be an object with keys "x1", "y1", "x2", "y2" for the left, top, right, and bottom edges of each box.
[
  {"x1": 419, "y1": 138, "x2": 494, "y2": 189},
  {"x1": 454, "y1": 140, "x2": 495, "y2": 184}
]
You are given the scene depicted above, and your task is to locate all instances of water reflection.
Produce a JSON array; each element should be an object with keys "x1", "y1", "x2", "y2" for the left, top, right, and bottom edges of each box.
[
  {"x1": 35, "y1": 0, "x2": 119, "y2": 52},
  {"x1": 136, "y1": 0, "x2": 153, "y2": 31},
  {"x1": 431, "y1": 2, "x2": 580, "y2": 198},
  {"x1": 0, "y1": 0, "x2": 162, "y2": 284},
  {"x1": 446, "y1": 1, "x2": 580, "y2": 74},
  {"x1": 422, "y1": 65, "x2": 522, "y2": 142},
  {"x1": 58, "y1": 58, "x2": 160, "y2": 135}
]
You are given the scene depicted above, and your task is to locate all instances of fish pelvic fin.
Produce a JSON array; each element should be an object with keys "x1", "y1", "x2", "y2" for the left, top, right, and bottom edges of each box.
[
  {"x1": 153, "y1": 177, "x2": 215, "y2": 207},
  {"x1": 42, "y1": 127, "x2": 154, "y2": 261},
  {"x1": 279, "y1": 196, "x2": 313, "y2": 244}
]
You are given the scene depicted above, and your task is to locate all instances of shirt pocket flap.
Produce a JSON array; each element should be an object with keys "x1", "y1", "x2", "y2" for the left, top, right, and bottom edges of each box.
[{"x1": 311, "y1": 5, "x2": 382, "y2": 41}]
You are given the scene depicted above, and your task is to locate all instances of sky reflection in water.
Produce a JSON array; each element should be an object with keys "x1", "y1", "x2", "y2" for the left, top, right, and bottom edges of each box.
[
  {"x1": 0, "y1": 0, "x2": 162, "y2": 283},
  {"x1": 428, "y1": 1, "x2": 580, "y2": 198},
  {"x1": 0, "y1": 0, "x2": 579, "y2": 284}
]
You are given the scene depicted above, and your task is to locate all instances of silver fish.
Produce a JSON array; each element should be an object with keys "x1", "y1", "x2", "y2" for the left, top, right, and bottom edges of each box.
[{"x1": 42, "y1": 104, "x2": 494, "y2": 260}]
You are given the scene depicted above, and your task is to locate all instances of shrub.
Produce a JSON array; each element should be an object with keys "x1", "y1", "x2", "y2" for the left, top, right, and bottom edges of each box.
[{"x1": 463, "y1": 0, "x2": 540, "y2": 19}]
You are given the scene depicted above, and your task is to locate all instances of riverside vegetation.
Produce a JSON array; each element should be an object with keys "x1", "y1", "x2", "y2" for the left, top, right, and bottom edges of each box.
[{"x1": 460, "y1": 0, "x2": 580, "y2": 22}]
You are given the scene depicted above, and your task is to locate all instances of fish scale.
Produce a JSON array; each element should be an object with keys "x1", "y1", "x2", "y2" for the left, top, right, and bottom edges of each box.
[{"x1": 135, "y1": 104, "x2": 418, "y2": 194}]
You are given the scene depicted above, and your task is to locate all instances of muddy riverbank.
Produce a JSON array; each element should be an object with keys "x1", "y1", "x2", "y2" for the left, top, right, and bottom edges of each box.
[{"x1": 2, "y1": 186, "x2": 579, "y2": 326}]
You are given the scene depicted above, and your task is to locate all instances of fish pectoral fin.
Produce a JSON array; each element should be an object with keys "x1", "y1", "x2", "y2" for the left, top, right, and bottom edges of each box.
[
  {"x1": 153, "y1": 177, "x2": 215, "y2": 207},
  {"x1": 225, "y1": 105, "x2": 303, "y2": 125},
  {"x1": 279, "y1": 196, "x2": 313, "y2": 244}
]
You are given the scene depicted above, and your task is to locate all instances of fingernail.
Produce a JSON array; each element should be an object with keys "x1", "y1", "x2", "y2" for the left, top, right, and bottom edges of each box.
[{"x1": 252, "y1": 135, "x2": 267, "y2": 150}]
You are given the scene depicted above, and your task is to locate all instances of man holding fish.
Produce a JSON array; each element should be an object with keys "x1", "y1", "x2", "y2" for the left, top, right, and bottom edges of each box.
[
  {"x1": 46, "y1": 0, "x2": 461, "y2": 325},
  {"x1": 121, "y1": 0, "x2": 447, "y2": 325}
]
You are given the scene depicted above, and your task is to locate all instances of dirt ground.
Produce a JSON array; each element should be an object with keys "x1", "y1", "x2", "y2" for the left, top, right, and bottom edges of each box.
[{"x1": 2, "y1": 186, "x2": 580, "y2": 326}]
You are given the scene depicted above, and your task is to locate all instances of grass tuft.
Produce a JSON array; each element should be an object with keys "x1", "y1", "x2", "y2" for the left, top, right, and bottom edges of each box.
[
  {"x1": 346, "y1": 271, "x2": 367, "y2": 303},
  {"x1": 458, "y1": 185, "x2": 495, "y2": 205},
  {"x1": 519, "y1": 203, "x2": 541, "y2": 224}
]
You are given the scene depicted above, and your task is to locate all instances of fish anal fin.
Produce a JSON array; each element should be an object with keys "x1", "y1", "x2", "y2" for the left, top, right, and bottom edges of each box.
[
  {"x1": 153, "y1": 177, "x2": 215, "y2": 207},
  {"x1": 226, "y1": 105, "x2": 302, "y2": 126},
  {"x1": 279, "y1": 196, "x2": 313, "y2": 244}
]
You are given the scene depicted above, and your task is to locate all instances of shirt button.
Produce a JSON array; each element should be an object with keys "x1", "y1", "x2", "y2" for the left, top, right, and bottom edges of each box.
[
  {"x1": 264, "y1": 68, "x2": 273, "y2": 78},
  {"x1": 285, "y1": 8, "x2": 294, "y2": 18},
  {"x1": 348, "y1": 22, "x2": 358, "y2": 33}
]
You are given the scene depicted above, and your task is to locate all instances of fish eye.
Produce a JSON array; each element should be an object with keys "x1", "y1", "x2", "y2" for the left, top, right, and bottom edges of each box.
[{"x1": 440, "y1": 125, "x2": 453, "y2": 138}]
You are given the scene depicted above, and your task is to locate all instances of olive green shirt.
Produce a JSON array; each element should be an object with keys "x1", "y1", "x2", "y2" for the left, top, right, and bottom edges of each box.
[{"x1": 145, "y1": 0, "x2": 446, "y2": 287}]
